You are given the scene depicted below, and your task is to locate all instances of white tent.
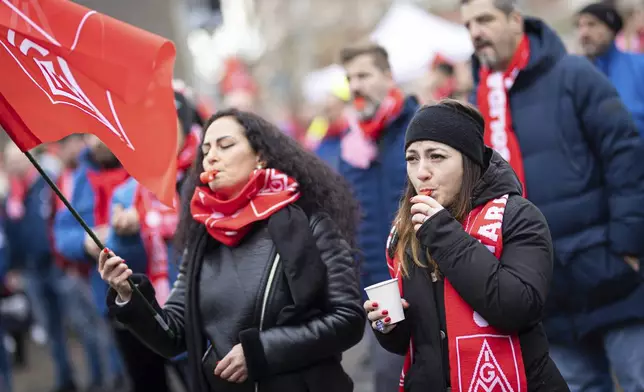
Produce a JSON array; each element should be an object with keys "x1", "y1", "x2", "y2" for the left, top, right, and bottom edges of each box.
[
  {"x1": 370, "y1": 1, "x2": 474, "y2": 83},
  {"x1": 301, "y1": 2, "x2": 474, "y2": 102}
]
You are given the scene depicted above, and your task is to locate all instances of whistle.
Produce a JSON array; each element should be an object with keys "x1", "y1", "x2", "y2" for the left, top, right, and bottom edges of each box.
[{"x1": 200, "y1": 170, "x2": 218, "y2": 184}]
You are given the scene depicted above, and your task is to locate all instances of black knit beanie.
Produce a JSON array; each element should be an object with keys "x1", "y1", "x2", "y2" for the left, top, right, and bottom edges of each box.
[
  {"x1": 405, "y1": 103, "x2": 485, "y2": 167},
  {"x1": 578, "y1": 2, "x2": 623, "y2": 34}
]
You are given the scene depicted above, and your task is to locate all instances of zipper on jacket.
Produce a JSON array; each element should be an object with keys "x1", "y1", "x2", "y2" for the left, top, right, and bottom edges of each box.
[{"x1": 255, "y1": 253, "x2": 281, "y2": 392}]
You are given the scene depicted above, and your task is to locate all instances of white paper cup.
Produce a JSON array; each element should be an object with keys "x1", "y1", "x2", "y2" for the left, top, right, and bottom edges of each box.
[{"x1": 364, "y1": 278, "x2": 405, "y2": 324}]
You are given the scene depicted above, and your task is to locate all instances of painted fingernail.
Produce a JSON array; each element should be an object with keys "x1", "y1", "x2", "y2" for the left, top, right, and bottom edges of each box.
[
  {"x1": 382, "y1": 310, "x2": 388, "y2": 315},
  {"x1": 384, "y1": 317, "x2": 391, "y2": 323},
  {"x1": 372, "y1": 302, "x2": 378, "y2": 308},
  {"x1": 103, "y1": 248, "x2": 109, "y2": 254}
]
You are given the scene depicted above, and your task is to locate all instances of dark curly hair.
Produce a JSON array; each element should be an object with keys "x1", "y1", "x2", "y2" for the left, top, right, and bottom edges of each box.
[{"x1": 175, "y1": 109, "x2": 360, "y2": 253}]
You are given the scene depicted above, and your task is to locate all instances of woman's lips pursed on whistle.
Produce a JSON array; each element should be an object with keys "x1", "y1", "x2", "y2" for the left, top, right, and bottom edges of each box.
[
  {"x1": 420, "y1": 189, "x2": 433, "y2": 196},
  {"x1": 200, "y1": 170, "x2": 218, "y2": 184}
]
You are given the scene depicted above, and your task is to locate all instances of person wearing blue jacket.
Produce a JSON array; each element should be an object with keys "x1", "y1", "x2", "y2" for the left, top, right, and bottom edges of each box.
[
  {"x1": 53, "y1": 136, "x2": 129, "y2": 315},
  {"x1": 52, "y1": 134, "x2": 124, "y2": 392},
  {"x1": 337, "y1": 43, "x2": 419, "y2": 392},
  {"x1": 53, "y1": 136, "x2": 129, "y2": 391},
  {"x1": 462, "y1": 0, "x2": 644, "y2": 390},
  {"x1": 576, "y1": 2, "x2": 644, "y2": 137}
]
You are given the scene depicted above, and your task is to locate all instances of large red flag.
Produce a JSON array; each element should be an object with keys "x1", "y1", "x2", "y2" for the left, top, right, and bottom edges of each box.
[{"x1": 0, "y1": 0, "x2": 178, "y2": 206}]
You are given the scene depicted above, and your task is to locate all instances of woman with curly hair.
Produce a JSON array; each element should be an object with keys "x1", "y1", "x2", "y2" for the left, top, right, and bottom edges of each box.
[{"x1": 98, "y1": 109, "x2": 365, "y2": 392}]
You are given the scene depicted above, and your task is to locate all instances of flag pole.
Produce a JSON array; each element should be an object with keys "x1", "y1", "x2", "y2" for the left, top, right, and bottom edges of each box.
[{"x1": 23, "y1": 150, "x2": 175, "y2": 339}]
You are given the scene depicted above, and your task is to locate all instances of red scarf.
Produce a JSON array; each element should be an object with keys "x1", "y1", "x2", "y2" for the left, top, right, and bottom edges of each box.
[
  {"x1": 190, "y1": 168, "x2": 300, "y2": 247},
  {"x1": 6, "y1": 168, "x2": 39, "y2": 220},
  {"x1": 131, "y1": 132, "x2": 198, "y2": 306},
  {"x1": 176, "y1": 127, "x2": 201, "y2": 182},
  {"x1": 354, "y1": 88, "x2": 405, "y2": 140},
  {"x1": 86, "y1": 167, "x2": 130, "y2": 226},
  {"x1": 477, "y1": 35, "x2": 530, "y2": 196},
  {"x1": 386, "y1": 195, "x2": 527, "y2": 391},
  {"x1": 134, "y1": 185, "x2": 179, "y2": 306}
]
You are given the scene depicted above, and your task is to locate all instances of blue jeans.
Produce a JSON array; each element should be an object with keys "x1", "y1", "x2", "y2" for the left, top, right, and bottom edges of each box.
[
  {"x1": 24, "y1": 267, "x2": 74, "y2": 388},
  {"x1": 550, "y1": 322, "x2": 644, "y2": 392},
  {"x1": 56, "y1": 272, "x2": 123, "y2": 386}
]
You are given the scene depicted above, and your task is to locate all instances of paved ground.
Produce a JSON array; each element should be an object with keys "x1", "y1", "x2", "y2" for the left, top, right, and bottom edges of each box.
[{"x1": 13, "y1": 334, "x2": 374, "y2": 392}]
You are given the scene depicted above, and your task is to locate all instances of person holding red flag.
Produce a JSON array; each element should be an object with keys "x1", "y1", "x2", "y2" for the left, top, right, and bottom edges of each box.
[
  {"x1": 99, "y1": 109, "x2": 365, "y2": 392},
  {"x1": 102, "y1": 89, "x2": 201, "y2": 392},
  {"x1": 365, "y1": 100, "x2": 568, "y2": 391}
]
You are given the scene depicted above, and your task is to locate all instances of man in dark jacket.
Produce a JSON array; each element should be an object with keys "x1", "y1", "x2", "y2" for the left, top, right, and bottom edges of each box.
[
  {"x1": 461, "y1": 0, "x2": 644, "y2": 390},
  {"x1": 576, "y1": 2, "x2": 644, "y2": 137},
  {"x1": 338, "y1": 44, "x2": 419, "y2": 392}
]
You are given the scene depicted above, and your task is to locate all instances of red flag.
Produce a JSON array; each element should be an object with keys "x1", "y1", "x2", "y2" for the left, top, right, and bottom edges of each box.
[{"x1": 0, "y1": 0, "x2": 178, "y2": 206}]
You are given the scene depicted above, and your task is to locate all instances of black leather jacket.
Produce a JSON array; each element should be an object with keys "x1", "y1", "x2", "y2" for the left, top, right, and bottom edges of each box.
[{"x1": 107, "y1": 213, "x2": 365, "y2": 392}]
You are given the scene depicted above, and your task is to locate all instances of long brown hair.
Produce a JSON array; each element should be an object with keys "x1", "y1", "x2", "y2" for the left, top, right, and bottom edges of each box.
[{"x1": 393, "y1": 100, "x2": 484, "y2": 277}]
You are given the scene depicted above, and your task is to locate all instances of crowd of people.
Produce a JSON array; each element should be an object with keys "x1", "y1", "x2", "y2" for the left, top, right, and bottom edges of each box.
[{"x1": 1, "y1": 0, "x2": 644, "y2": 391}]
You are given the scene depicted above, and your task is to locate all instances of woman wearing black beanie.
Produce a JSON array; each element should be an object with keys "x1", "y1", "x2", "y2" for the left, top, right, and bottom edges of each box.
[{"x1": 364, "y1": 100, "x2": 569, "y2": 391}]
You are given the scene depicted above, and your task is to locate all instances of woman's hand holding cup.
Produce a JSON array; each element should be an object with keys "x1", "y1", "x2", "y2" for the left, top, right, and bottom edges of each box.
[
  {"x1": 364, "y1": 299, "x2": 410, "y2": 334},
  {"x1": 98, "y1": 248, "x2": 133, "y2": 302}
]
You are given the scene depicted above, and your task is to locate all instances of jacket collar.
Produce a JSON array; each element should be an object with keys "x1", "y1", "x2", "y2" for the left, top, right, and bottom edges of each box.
[{"x1": 594, "y1": 41, "x2": 620, "y2": 75}]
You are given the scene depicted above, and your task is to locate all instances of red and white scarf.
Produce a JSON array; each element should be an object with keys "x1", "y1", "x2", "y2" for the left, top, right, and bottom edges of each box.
[
  {"x1": 134, "y1": 185, "x2": 179, "y2": 306},
  {"x1": 6, "y1": 168, "x2": 39, "y2": 220},
  {"x1": 190, "y1": 168, "x2": 300, "y2": 247},
  {"x1": 129, "y1": 130, "x2": 199, "y2": 305},
  {"x1": 386, "y1": 195, "x2": 527, "y2": 392},
  {"x1": 477, "y1": 35, "x2": 530, "y2": 196},
  {"x1": 341, "y1": 88, "x2": 405, "y2": 169}
]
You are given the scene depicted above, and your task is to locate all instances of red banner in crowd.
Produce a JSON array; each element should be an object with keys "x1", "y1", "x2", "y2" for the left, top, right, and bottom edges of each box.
[{"x1": 0, "y1": 0, "x2": 178, "y2": 206}]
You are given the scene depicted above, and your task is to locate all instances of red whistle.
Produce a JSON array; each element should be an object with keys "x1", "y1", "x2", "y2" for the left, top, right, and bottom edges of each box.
[
  {"x1": 199, "y1": 170, "x2": 218, "y2": 184},
  {"x1": 420, "y1": 189, "x2": 433, "y2": 197}
]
